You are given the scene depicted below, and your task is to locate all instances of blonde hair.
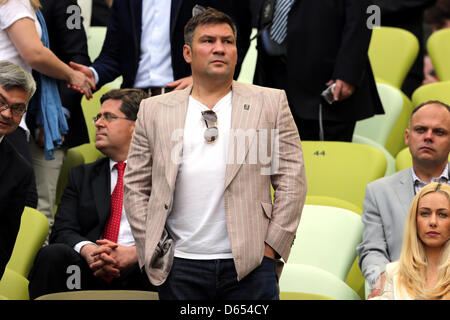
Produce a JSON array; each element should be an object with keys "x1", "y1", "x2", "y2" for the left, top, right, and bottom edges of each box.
[
  {"x1": 398, "y1": 182, "x2": 450, "y2": 299},
  {"x1": 30, "y1": 0, "x2": 41, "y2": 11},
  {"x1": 0, "y1": 0, "x2": 41, "y2": 11}
]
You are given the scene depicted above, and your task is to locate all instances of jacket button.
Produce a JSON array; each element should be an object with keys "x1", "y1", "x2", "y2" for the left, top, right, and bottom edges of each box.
[{"x1": 164, "y1": 204, "x2": 169, "y2": 210}]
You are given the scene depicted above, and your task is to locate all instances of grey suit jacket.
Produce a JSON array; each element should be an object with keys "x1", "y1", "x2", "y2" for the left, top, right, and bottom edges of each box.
[
  {"x1": 357, "y1": 168, "x2": 415, "y2": 286},
  {"x1": 123, "y1": 81, "x2": 307, "y2": 285}
]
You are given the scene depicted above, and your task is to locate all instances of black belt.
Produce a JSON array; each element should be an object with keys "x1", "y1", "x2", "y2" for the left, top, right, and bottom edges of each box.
[{"x1": 141, "y1": 86, "x2": 173, "y2": 96}]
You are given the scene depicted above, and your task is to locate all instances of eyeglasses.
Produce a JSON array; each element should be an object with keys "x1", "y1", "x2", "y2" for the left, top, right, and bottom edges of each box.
[
  {"x1": 201, "y1": 110, "x2": 218, "y2": 143},
  {"x1": 93, "y1": 112, "x2": 132, "y2": 124},
  {"x1": 0, "y1": 96, "x2": 26, "y2": 117}
]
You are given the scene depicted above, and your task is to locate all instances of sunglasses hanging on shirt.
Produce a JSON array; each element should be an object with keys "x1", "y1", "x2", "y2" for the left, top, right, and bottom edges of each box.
[{"x1": 201, "y1": 110, "x2": 218, "y2": 143}]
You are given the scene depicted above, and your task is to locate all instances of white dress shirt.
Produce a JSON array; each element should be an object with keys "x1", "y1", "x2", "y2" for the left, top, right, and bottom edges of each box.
[{"x1": 91, "y1": 0, "x2": 173, "y2": 88}]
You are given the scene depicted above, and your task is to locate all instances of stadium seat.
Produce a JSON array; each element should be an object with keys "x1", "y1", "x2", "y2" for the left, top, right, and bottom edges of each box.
[
  {"x1": 35, "y1": 290, "x2": 159, "y2": 300},
  {"x1": 0, "y1": 268, "x2": 30, "y2": 300},
  {"x1": 354, "y1": 82, "x2": 403, "y2": 150},
  {"x1": 72, "y1": 85, "x2": 110, "y2": 164},
  {"x1": 288, "y1": 205, "x2": 363, "y2": 281},
  {"x1": 280, "y1": 291, "x2": 333, "y2": 300},
  {"x1": 279, "y1": 264, "x2": 360, "y2": 300},
  {"x1": 6, "y1": 207, "x2": 49, "y2": 278},
  {"x1": 368, "y1": 26, "x2": 419, "y2": 89},
  {"x1": 411, "y1": 81, "x2": 450, "y2": 106},
  {"x1": 301, "y1": 141, "x2": 386, "y2": 210},
  {"x1": 352, "y1": 135, "x2": 395, "y2": 177},
  {"x1": 395, "y1": 146, "x2": 412, "y2": 171},
  {"x1": 236, "y1": 28, "x2": 257, "y2": 84},
  {"x1": 395, "y1": 146, "x2": 450, "y2": 171},
  {"x1": 427, "y1": 28, "x2": 450, "y2": 82},
  {"x1": 54, "y1": 147, "x2": 85, "y2": 210},
  {"x1": 304, "y1": 195, "x2": 362, "y2": 215},
  {"x1": 384, "y1": 90, "x2": 413, "y2": 158}
]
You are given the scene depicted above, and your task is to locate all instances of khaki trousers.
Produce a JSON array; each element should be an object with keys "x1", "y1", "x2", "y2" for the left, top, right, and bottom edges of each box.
[{"x1": 29, "y1": 138, "x2": 66, "y2": 227}]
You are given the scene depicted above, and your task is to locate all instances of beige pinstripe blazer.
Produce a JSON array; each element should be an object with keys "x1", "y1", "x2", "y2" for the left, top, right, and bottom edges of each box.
[{"x1": 124, "y1": 81, "x2": 307, "y2": 285}]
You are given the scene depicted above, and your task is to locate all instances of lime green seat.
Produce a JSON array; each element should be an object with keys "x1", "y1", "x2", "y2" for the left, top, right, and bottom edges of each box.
[
  {"x1": 72, "y1": 143, "x2": 104, "y2": 165},
  {"x1": 352, "y1": 135, "x2": 396, "y2": 177},
  {"x1": 289, "y1": 204, "x2": 363, "y2": 281},
  {"x1": 54, "y1": 147, "x2": 85, "y2": 210},
  {"x1": 86, "y1": 26, "x2": 106, "y2": 62},
  {"x1": 6, "y1": 207, "x2": 49, "y2": 278},
  {"x1": 72, "y1": 85, "x2": 110, "y2": 164},
  {"x1": 280, "y1": 291, "x2": 333, "y2": 300},
  {"x1": 395, "y1": 147, "x2": 412, "y2": 171},
  {"x1": 35, "y1": 290, "x2": 159, "y2": 300},
  {"x1": 427, "y1": 28, "x2": 450, "y2": 81},
  {"x1": 302, "y1": 141, "x2": 386, "y2": 210},
  {"x1": 396, "y1": 146, "x2": 450, "y2": 171},
  {"x1": 236, "y1": 28, "x2": 257, "y2": 84},
  {"x1": 279, "y1": 264, "x2": 360, "y2": 300},
  {"x1": 411, "y1": 80, "x2": 450, "y2": 106},
  {"x1": 368, "y1": 26, "x2": 419, "y2": 89},
  {"x1": 354, "y1": 82, "x2": 403, "y2": 150},
  {"x1": 0, "y1": 268, "x2": 30, "y2": 300},
  {"x1": 305, "y1": 195, "x2": 362, "y2": 215},
  {"x1": 384, "y1": 88, "x2": 413, "y2": 157}
]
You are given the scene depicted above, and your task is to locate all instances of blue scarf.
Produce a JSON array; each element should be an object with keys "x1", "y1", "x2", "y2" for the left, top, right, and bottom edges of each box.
[{"x1": 29, "y1": 10, "x2": 69, "y2": 160}]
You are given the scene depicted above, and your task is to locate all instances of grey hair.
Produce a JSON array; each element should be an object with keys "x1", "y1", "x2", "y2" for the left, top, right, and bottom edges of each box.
[{"x1": 0, "y1": 60, "x2": 36, "y2": 99}]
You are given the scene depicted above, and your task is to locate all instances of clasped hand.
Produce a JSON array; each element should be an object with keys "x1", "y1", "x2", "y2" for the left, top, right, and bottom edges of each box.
[{"x1": 81, "y1": 240, "x2": 137, "y2": 280}]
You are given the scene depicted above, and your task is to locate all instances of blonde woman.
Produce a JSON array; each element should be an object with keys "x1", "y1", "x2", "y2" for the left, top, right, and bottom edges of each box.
[
  {"x1": 0, "y1": 0, "x2": 93, "y2": 96},
  {"x1": 375, "y1": 182, "x2": 450, "y2": 300}
]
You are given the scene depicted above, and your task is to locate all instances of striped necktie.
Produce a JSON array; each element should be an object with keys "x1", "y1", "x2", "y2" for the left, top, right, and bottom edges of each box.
[{"x1": 270, "y1": 0, "x2": 294, "y2": 44}]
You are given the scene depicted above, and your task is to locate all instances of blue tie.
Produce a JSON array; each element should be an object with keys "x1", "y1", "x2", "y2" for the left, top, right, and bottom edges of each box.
[{"x1": 270, "y1": 0, "x2": 294, "y2": 44}]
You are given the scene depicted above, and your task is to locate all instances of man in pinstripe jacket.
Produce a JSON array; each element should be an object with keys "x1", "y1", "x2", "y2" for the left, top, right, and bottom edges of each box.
[{"x1": 124, "y1": 8, "x2": 306, "y2": 300}]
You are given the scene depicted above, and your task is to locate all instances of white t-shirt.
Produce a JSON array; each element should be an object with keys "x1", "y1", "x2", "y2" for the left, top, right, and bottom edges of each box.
[
  {"x1": 167, "y1": 92, "x2": 233, "y2": 260},
  {"x1": 0, "y1": 0, "x2": 42, "y2": 72}
]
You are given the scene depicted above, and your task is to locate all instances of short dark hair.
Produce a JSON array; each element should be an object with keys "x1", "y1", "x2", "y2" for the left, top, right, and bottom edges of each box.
[
  {"x1": 184, "y1": 7, "x2": 237, "y2": 47},
  {"x1": 100, "y1": 88, "x2": 148, "y2": 121}
]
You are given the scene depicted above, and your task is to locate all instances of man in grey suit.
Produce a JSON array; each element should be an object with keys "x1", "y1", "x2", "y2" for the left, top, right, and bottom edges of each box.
[
  {"x1": 124, "y1": 8, "x2": 306, "y2": 300},
  {"x1": 357, "y1": 100, "x2": 450, "y2": 298}
]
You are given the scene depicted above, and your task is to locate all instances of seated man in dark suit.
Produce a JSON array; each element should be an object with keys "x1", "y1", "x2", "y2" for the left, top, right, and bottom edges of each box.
[
  {"x1": 28, "y1": 88, "x2": 153, "y2": 299},
  {"x1": 0, "y1": 60, "x2": 36, "y2": 280}
]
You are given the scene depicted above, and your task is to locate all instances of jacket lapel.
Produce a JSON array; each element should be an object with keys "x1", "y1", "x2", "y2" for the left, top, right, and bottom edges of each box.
[
  {"x1": 396, "y1": 168, "x2": 415, "y2": 217},
  {"x1": 0, "y1": 139, "x2": 12, "y2": 179},
  {"x1": 225, "y1": 81, "x2": 262, "y2": 189},
  {"x1": 92, "y1": 158, "x2": 111, "y2": 227},
  {"x1": 160, "y1": 85, "x2": 190, "y2": 192}
]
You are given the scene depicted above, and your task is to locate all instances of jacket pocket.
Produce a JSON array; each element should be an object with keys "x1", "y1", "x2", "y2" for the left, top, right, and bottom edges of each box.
[{"x1": 261, "y1": 201, "x2": 273, "y2": 219}]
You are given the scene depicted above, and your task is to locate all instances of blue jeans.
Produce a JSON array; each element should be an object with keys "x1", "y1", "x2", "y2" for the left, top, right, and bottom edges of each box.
[{"x1": 158, "y1": 256, "x2": 279, "y2": 300}]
